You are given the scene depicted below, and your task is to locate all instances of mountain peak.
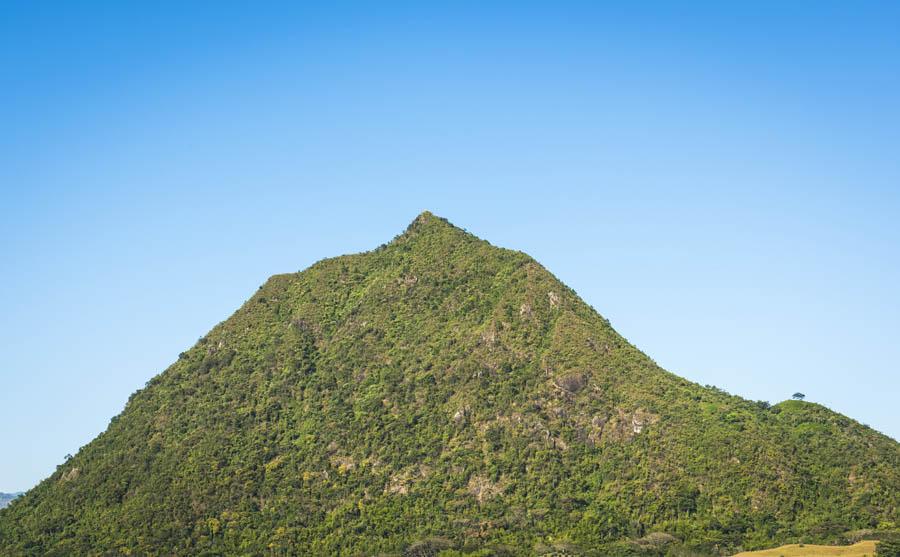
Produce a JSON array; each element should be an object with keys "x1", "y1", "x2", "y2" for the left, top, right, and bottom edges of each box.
[
  {"x1": 2, "y1": 213, "x2": 898, "y2": 556},
  {"x1": 395, "y1": 210, "x2": 477, "y2": 247},
  {"x1": 414, "y1": 209, "x2": 439, "y2": 222},
  {"x1": 404, "y1": 210, "x2": 457, "y2": 233}
]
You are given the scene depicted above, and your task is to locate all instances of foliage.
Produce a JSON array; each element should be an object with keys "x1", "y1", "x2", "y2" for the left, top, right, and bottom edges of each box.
[
  {"x1": 0, "y1": 212, "x2": 898, "y2": 556},
  {"x1": 878, "y1": 536, "x2": 900, "y2": 557}
]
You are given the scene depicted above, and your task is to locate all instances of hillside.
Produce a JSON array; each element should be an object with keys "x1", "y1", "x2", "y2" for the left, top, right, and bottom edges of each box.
[{"x1": 1, "y1": 212, "x2": 897, "y2": 556}]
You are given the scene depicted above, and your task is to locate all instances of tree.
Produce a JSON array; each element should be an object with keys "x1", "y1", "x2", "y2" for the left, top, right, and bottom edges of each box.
[
  {"x1": 792, "y1": 392, "x2": 806, "y2": 401},
  {"x1": 877, "y1": 537, "x2": 900, "y2": 557}
]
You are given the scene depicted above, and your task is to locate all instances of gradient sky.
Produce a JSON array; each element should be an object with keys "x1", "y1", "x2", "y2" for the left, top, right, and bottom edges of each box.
[{"x1": 2, "y1": 1, "x2": 899, "y2": 492}]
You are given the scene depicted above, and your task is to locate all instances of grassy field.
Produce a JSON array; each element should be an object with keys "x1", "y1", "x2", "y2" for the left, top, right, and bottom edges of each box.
[{"x1": 732, "y1": 540, "x2": 878, "y2": 557}]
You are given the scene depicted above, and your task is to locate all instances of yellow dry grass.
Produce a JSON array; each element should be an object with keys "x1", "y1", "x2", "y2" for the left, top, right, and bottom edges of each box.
[{"x1": 732, "y1": 540, "x2": 878, "y2": 557}]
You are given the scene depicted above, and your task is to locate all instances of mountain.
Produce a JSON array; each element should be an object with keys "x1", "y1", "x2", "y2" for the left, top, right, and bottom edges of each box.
[
  {"x1": 0, "y1": 493, "x2": 21, "y2": 510},
  {"x1": 1, "y1": 212, "x2": 897, "y2": 556}
]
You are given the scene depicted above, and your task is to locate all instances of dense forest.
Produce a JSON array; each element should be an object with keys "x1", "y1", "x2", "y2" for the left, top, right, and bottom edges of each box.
[{"x1": 1, "y1": 212, "x2": 897, "y2": 556}]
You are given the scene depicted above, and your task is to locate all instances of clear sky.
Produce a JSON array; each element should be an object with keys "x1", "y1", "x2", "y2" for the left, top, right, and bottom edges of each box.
[{"x1": 2, "y1": 1, "x2": 899, "y2": 492}]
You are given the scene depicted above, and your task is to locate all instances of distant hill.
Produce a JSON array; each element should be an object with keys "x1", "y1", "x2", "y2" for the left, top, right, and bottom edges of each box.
[
  {"x1": 0, "y1": 493, "x2": 22, "y2": 510},
  {"x1": 0, "y1": 212, "x2": 897, "y2": 555}
]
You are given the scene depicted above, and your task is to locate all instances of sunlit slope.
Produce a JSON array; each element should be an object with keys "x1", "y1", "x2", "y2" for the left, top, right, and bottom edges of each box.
[
  {"x1": 1, "y1": 212, "x2": 898, "y2": 556},
  {"x1": 732, "y1": 540, "x2": 878, "y2": 557}
]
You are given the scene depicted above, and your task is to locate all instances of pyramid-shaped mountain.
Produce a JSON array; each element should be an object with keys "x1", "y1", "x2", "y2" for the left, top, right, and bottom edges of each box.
[{"x1": 1, "y1": 212, "x2": 898, "y2": 556}]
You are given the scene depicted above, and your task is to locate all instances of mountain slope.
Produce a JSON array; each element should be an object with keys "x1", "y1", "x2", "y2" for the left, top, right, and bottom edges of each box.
[{"x1": 1, "y1": 212, "x2": 898, "y2": 556}]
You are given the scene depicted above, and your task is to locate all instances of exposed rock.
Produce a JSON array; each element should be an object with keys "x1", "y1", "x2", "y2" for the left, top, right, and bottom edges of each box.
[
  {"x1": 548, "y1": 291, "x2": 560, "y2": 308},
  {"x1": 330, "y1": 455, "x2": 356, "y2": 473},
  {"x1": 636, "y1": 532, "x2": 677, "y2": 549},
  {"x1": 632, "y1": 415, "x2": 645, "y2": 434},
  {"x1": 59, "y1": 467, "x2": 80, "y2": 483},
  {"x1": 595, "y1": 408, "x2": 659, "y2": 442},
  {"x1": 386, "y1": 465, "x2": 431, "y2": 496},
  {"x1": 452, "y1": 406, "x2": 470, "y2": 424},
  {"x1": 554, "y1": 372, "x2": 587, "y2": 394},
  {"x1": 480, "y1": 324, "x2": 497, "y2": 345},
  {"x1": 467, "y1": 475, "x2": 502, "y2": 504}
]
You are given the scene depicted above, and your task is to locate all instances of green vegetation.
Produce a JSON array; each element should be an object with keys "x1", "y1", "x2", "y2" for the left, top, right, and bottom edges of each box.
[
  {"x1": 0, "y1": 212, "x2": 897, "y2": 556},
  {"x1": 877, "y1": 536, "x2": 900, "y2": 557}
]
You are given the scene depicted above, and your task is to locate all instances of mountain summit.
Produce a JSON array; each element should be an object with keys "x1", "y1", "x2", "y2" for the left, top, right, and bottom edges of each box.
[{"x1": 1, "y1": 213, "x2": 898, "y2": 555}]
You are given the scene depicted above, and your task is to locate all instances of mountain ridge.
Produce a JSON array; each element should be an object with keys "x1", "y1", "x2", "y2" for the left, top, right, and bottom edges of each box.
[{"x1": 1, "y1": 211, "x2": 897, "y2": 556}]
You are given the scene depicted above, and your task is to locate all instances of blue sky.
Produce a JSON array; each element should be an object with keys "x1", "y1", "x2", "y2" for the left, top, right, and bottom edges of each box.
[{"x1": 2, "y1": 1, "x2": 899, "y2": 492}]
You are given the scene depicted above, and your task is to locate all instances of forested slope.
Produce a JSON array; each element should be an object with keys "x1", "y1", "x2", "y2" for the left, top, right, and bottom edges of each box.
[{"x1": 1, "y1": 212, "x2": 897, "y2": 556}]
